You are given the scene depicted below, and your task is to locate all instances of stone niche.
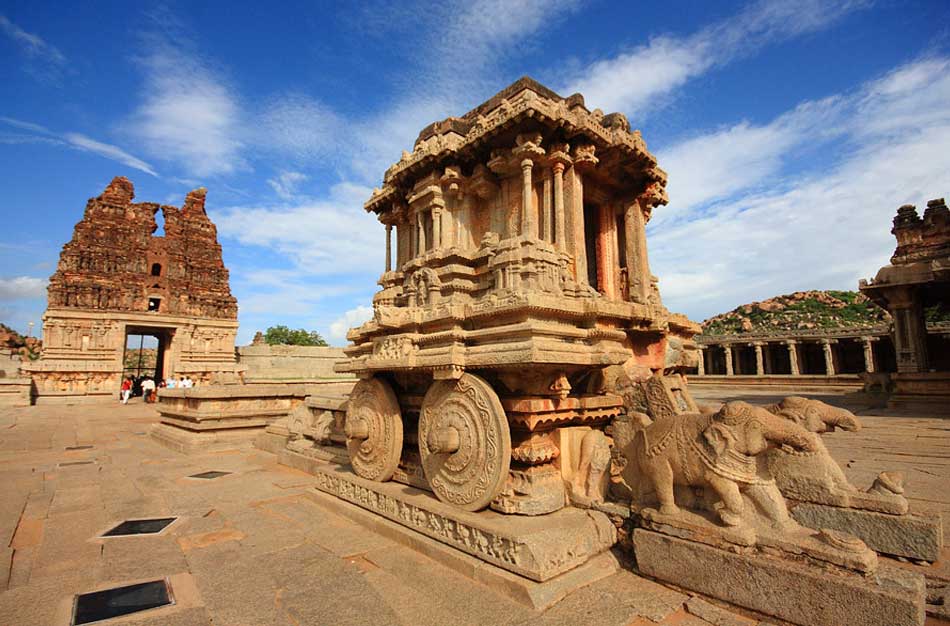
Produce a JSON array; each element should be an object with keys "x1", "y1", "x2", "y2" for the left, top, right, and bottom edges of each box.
[{"x1": 22, "y1": 177, "x2": 244, "y2": 404}]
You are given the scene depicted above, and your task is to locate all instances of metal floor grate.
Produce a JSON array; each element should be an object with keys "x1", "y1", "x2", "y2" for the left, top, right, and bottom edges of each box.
[
  {"x1": 188, "y1": 471, "x2": 232, "y2": 479},
  {"x1": 65, "y1": 445, "x2": 94, "y2": 451},
  {"x1": 101, "y1": 517, "x2": 177, "y2": 537},
  {"x1": 59, "y1": 461, "x2": 95, "y2": 467},
  {"x1": 72, "y1": 579, "x2": 173, "y2": 625}
]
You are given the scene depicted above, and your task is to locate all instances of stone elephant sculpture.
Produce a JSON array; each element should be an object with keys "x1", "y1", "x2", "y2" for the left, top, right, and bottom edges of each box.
[
  {"x1": 632, "y1": 401, "x2": 818, "y2": 527},
  {"x1": 763, "y1": 396, "x2": 908, "y2": 514},
  {"x1": 763, "y1": 396, "x2": 861, "y2": 434}
]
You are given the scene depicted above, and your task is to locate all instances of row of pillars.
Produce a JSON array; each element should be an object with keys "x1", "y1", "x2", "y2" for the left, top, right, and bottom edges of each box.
[
  {"x1": 697, "y1": 336, "x2": 878, "y2": 376},
  {"x1": 380, "y1": 154, "x2": 655, "y2": 305}
]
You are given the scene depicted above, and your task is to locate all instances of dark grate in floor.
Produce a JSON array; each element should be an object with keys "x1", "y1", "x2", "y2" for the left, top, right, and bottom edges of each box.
[
  {"x1": 60, "y1": 461, "x2": 95, "y2": 467},
  {"x1": 65, "y1": 445, "x2": 94, "y2": 451},
  {"x1": 188, "y1": 471, "x2": 231, "y2": 480},
  {"x1": 101, "y1": 517, "x2": 177, "y2": 537},
  {"x1": 72, "y1": 579, "x2": 173, "y2": 625}
]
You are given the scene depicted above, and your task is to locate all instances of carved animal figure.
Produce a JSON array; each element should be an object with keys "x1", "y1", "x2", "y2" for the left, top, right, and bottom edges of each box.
[
  {"x1": 632, "y1": 401, "x2": 818, "y2": 526},
  {"x1": 763, "y1": 396, "x2": 861, "y2": 434},
  {"x1": 763, "y1": 397, "x2": 908, "y2": 514}
]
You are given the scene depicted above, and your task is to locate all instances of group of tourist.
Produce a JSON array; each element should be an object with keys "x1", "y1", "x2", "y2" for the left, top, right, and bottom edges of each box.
[{"x1": 119, "y1": 374, "x2": 195, "y2": 404}]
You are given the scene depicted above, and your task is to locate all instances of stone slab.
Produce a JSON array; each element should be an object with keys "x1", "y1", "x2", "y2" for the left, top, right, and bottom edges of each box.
[
  {"x1": 284, "y1": 449, "x2": 617, "y2": 582},
  {"x1": 791, "y1": 501, "x2": 943, "y2": 562},
  {"x1": 633, "y1": 528, "x2": 925, "y2": 626},
  {"x1": 149, "y1": 422, "x2": 262, "y2": 454},
  {"x1": 254, "y1": 431, "x2": 289, "y2": 455},
  {"x1": 304, "y1": 487, "x2": 620, "y2": 610}
]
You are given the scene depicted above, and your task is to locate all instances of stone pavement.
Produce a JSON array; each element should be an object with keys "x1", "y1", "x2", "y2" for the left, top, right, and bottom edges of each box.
[
  {"x1": 0, "y1": 401, "x2": 726, "y2": 626},
  {"x1": 1, "y1": 397, "x2": 947, "y2": 626}
]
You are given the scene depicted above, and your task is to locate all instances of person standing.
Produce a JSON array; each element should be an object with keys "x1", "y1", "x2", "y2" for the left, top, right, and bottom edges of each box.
[
  {"x1": 166, "y1": 376, "x2": 177, "y2": 389},
  {"x1": 141, "y1": 377, "x2": 156, "y2": 403},
  {"x1": 182, "y1": 376, "x2": 194, "y2": 389},
  {"x1": 120, "y1": 377, "x2": 132, "y2": 404}
]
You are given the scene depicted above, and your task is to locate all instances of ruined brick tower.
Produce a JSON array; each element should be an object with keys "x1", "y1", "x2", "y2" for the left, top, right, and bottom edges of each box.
[{"x1": 24, "y1": 177, "x2": 243, "y2": 403}]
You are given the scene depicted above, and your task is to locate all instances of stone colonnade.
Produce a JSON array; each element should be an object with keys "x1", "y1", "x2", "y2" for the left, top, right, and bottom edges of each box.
[{"x1": 696, "y1": 334, "x2": 884, "y2": 377}]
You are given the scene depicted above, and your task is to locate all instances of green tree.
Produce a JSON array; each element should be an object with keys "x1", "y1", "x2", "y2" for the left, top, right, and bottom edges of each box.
[{"x1": 264, "y1": 325, "x2": 328, "y2": 347}]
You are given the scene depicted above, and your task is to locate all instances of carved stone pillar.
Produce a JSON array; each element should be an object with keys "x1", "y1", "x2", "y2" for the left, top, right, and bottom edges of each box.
[
  {"x1": 432, "y1": 208, "x2": 442, "y2": 249},
  {"x1": 787, "y1": 340, "x2": 800, "y2": 376},
  {"x1": 753, "y1": 342, "x2": 764, "y2": 376},
  {"x1": 724, "y1": 345, "x2": 734, "y2": 376},
  {"x1": 460, "y1": 193, "x2": 474, "y2": 250},
  {"x1": 542, "y1": 171, "x2": 553, "y2": 243},
  {"x1": 862, "y1": 336, "x2": 878, "y2": 373},
  {"x1": 418, "y1": 211, "x2": 427, "y2": 253},
  {"x1": 822, "y1": 339, "x2": 837, "y2": 376},
  {"x1": 552, "y1": 162, "x2": 567, "y2": 251},
  {"x1": 521, "y1": 158, "x2": 535, "y2": 238},
  {"x1": 890, "y1": 287, "x2": 929, "y2": 373},
  {"x1": 596, "y1": 204, "x2": 618, "y2": 298},
  {"x1": 623, "y1": 200, "x2": 650, "y2": 304},
  {"x1": 697, "y1": 347, "x2": 706, "y2": 376},
  {"x1": 385, "y1": 223, "x2": 392, "y2": 272}
]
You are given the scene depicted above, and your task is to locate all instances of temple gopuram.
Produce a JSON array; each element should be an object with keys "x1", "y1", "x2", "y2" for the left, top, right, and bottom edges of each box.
[{"x1": 23, "y1": 177, "x2": 243, "y2": 404}]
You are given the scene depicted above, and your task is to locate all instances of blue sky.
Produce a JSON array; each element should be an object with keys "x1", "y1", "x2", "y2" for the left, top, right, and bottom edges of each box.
[{"x1": 1, "y1": 0, "x2": 948, "y2": 345}]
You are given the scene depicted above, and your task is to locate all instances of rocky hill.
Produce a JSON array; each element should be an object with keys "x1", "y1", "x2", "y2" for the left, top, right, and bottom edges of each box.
[
  {"x1": 0, "y1": 323, "x2": 41, "y2": 359},
  {"x1": 701, "y1": 290, "x2": 889, "y2": 336}
]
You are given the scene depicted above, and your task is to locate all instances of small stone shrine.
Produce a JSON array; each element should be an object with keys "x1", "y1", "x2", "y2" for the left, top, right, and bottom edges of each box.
[
  {"x1": 23, "y1": 177, "x2": 243, "y2": 403},
  {"x1": 265, "y1": 78, "x2": 934, "y2": 625}
]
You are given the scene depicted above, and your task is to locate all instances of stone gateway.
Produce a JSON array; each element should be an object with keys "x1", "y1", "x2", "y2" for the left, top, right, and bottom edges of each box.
[{"x1": 23, "y1": 177, "x2": 243, "y2": 403}]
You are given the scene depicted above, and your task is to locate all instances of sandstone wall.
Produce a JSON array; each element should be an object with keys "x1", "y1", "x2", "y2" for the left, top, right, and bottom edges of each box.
[{"x1": 238, "y1": 344, "x2": 353, "y2": 384}]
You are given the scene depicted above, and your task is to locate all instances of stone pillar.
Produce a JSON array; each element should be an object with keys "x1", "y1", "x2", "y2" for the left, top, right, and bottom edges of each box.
[
  {"x1": 432, "y1": 208, "x2": 442, "y2": 249},
  {"x1": 597, "y1": 204, "x2": 617, "y2": 299},
  {"x1": 418, "y1": 212, "x2": 427, "y2": 254},
  {"x1": 553, "y1": 162, "x2": 566, "y2": 251},
  {"x1": 623, "y1": 200, "x2": 650, "y2": 304},
  {"x1": 862, "y1": 336, "x2": 877, "y2": 373},
  {"x1": 384, "y1": 223, "x2": 392, "y2": 272},
  {"x1": 521, "y1": 159, "x2": 536, "y2": 238},
  {"x1": 822, "y1": 339, "x2": 836, "y2": 376},
  {"x1": 724, "y1": 345, "x2": 734, "y2": 376},
  {"x1": 460, "y1": 193, "x2": 474, "y2": 250},
  {"x1": 542, "y1": 172, "x2": 553, "y2": 243},
  {"x1": 890, "y1": 287, "x2": 929, "y2": 373},
  {"x1": 787, "y1": 340, "x2": 800, "y2": 376},
  {"x1": 410, "y1": 212, "x2": 417, "y2": 258},
  {"x1": 753, "y1": 342, "x2": 764, "y2": 376},
  {"x1": 697, "y1": 347, "x2": 706, "y2": 376}
]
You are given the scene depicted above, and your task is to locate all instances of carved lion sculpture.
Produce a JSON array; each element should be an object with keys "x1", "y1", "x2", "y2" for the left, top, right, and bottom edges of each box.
[{"x1": 632, "y1": 401, "x2": 818, "y2": 527}]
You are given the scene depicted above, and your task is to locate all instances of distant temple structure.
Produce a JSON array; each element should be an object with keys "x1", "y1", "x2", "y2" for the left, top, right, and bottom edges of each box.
[
  {"x1": 23, "y1": 177, "x2": 243, "y2": 403},
  {"x1": 691, "y1": 199, "x2": 950, "y2": 402},
  {"x1": 860, "y1": 197, "x2": 950, "y2": 405}
]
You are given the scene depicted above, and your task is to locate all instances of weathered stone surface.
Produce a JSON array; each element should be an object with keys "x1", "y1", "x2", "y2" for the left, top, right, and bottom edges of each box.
[
  {"x1": 238, "y1": 343, "x2": 355, "y2": 386},
  {"x1": 22, "y1": 178, "x2": 243, "y2": 402},
  {"x1": 634, "y1": 528, "x2": 925, "y2": 626},
  {"x1": 791, "y1": 502, "x2": 943, "y2": 562},
  {"x1": 685, "y1": 596, "x2": 757, "y2": 626},
  {"x1": 294, "y1": 453, "x2": 617, "y2": 582}
]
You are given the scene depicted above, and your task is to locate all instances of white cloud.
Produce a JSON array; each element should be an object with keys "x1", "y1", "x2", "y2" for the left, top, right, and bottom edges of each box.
[
  {"x1": 649, "y1": 56, "x2": 950, "y2": 322},
  {"x1": 0, "y1": 276, "x2": 46, "y2": 300},
  {"x1": 213, "y1": 182, "x2": 382, "y2": 273},
  {"x1": 126, "y1": 41, "x2": 245, "y2": 177},
  {"x1": 329, "y1": 305, "x2": 374, "y2": 344},
  {"x1": 562, "y1": 0, "x2": 867, "y2": 116},
  {"x1": 267, "y1": 171, "x2": 309, "y2": 200},
  {"x1": 0, "y1": 14, "x2": 66, "y2": 82},
  {"x1": 63, "y1": 132, "x2": 158, "y2": 177},
  {"x1": 0, "y1": 118, "x2": 157, "y2": 176},
  {"x1": 257, "y1": 95, "x2": 341, "y2": 162}
]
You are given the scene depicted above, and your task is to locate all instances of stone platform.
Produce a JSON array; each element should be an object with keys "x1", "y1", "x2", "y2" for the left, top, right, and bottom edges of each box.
[
  {"x1": 0, "y1": 378, "x2": 31, "y2": 407},
  {"x1": 280, "y1": 449, "x2": 617, "y2": 583},
  {"x1": 152, "y1": 384, "x2": 308, "y2": 453}
]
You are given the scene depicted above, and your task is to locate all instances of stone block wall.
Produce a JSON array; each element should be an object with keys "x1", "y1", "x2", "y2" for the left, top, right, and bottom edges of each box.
[{"x1": 237, "y1": 344, "x2": 353, "y2": 384}]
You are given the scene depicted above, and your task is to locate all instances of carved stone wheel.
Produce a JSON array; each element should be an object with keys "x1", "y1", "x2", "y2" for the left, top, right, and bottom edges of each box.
[
  {"x1": 419, "y1": 373, "x2": 511, "y2": 511},
  {"x1": 344, "y1": 377, "x2": 403, "y2": 482}
]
